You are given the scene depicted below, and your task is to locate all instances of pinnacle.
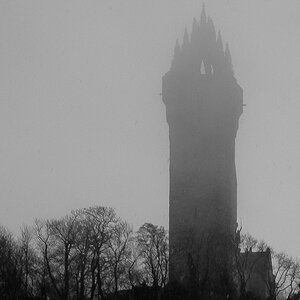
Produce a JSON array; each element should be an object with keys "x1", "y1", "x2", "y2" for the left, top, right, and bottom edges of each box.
[
  {"x1": 200, "y1": 2, "x2": 207, "y2": 25},
  {"x1": 217, "y1": 30, "x2": 224, "y2": 52},
  {"x1": 170, "y1": 7, "x2": 235, "y2": 78}
]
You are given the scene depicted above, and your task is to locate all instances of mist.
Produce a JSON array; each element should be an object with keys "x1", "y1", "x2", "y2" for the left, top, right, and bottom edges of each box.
[{"x1": 0, "y1": 0, "x2": 299, "y2": 259}]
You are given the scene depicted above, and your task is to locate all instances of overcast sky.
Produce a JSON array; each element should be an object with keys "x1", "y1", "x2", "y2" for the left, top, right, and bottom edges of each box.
[{"x1": 0, "y1": 0, "x2": 299, "y2": 257}]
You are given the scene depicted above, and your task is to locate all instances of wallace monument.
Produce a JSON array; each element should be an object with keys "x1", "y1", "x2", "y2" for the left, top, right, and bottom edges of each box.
[{"x1": 162, "y1": 5, "x2": 243, "y2": 295}]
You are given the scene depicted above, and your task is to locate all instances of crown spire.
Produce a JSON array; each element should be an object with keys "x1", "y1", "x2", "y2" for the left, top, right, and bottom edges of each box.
[
  {"x1": 225, "y1": 43, "x2": 231, "y2": 63},
  {"x1": 168, "y1": 6, "x2": 237, "y2": 78},
  {"x1": 191, "y1": 18, "x2": 199, "y2": 44},
  {"x1": 174, "y1": 39, "x2": 180, "y2": 56},
  {"x1": 182, "y1": 27, "x2": 190, "y2": 50},
  {"x1": 207, "y1": 17, "x2": 216, "y2": 42},
  {"x1": 171, "y1": 39, "x2": 181, "y2": 68},
  {"x1": 200, "y1": 3, "x2": 207, "y2": 26},
  {"x1": 225, "y1": 42, "x2": 234, "y2": 75},
  {"x1": 192, "y1": 17, "x2": 198, "y2": 31},
  {"x1": 217, "y1": 30, "x2": 223, "y2": 52}
]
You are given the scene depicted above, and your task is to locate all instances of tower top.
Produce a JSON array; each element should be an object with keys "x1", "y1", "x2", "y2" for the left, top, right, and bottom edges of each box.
[{"x1": 170, "y1": 6, "x2": 234, "y2": 78}]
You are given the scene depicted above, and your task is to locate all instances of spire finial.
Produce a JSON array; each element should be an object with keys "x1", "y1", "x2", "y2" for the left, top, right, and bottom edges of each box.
[
  {"x1": 225, "y1": 43, "x2": 231, "y2": 62},
  {"x1": 200, "y1": 3, "x2": 207, "y2": 25},
  {"x1": 174, "y1": 39, "x2": 180, "y2": 56},
  {"x1": 171, "y1": 39, "x2": 181, "y2": 68},
  {"x1": 192, "y1": 18, "x2": 198, "y2": 31},
  {"x1": 182, "y1": 27, "x2": 190, "y2": 50},
  {"x1": 217, "y1": 30, "x2": 223, "y2": 52},
  {"x1": 191, "y1": 18, "x2": 199, "y2": 44},
  {"x1": 225, "y1": 42, "x2": 234, "y2": 75},
  {"x1": 207, "y1": 17, "x2": 216, "y2": 41}
]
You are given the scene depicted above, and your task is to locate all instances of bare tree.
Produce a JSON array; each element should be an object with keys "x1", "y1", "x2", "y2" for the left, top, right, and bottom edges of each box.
[
  {"x1": 233, "y1": 233, "x2": 265, "y2": 298},
  {"x1": 35, "y1": 219, "x2": 62, "y2": 298},
  {"x1": 82, "y1": 206, "x2": 118, "y2": 299},
  {"x1": 107, "y1": 220, "x2": 133, "y2": 297},
  {"x1": 136, "y1": 223, "x2": 168, "y2": 289},
  {"x1": 72, "y1": 211, "x2": 92, "y2": 300},
  {"x1": 263, "y1": 252, "x2": 300, "y2": 300},
  {"x1": 18, "y1": 224, "x2": 38, "y2": 297},
  {"x1": 0, "y1": 225, "x2": 22, "y2": 298},
  {"x1": 233, "y1": 231, "x2": 300, "y2": 300},
  {"x1": 127, "y1": 247, "x2": 144, "y2": 289},
  {"x1": 284, "y1": 258, "x2": 300, "y2": 300},
  {"x1": 49, "y1": 211, "x2": 80, "y2": 300},
  {"x1": 34, "y1": 207, "x2": 121, "y2": 300}
]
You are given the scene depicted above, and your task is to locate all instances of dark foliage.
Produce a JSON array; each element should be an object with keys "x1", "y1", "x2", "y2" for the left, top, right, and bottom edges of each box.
[{"x1": 0, "y1": 209, "x2": 299, "y2": 300}]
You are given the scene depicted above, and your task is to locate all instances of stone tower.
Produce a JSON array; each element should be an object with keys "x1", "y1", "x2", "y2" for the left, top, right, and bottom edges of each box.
[{"x1": 162, "y1": 6, "x2": 243, "y2": 293}]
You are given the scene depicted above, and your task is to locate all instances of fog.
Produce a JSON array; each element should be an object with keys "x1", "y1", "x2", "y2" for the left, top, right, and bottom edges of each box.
[{"x1": 0, "y1": 0, "x2": 299, "y2": 257}]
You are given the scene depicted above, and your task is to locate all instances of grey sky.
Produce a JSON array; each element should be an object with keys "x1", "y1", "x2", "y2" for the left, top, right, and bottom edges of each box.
[{"x1": 0, "y1": 0, "x2": 299, "y2": 257}]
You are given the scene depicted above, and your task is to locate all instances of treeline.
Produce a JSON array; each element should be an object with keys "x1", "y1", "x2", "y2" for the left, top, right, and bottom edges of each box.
[
  {"x1": 0, "y1": 206, "x2": 168, "y2": 300},
  {"x1": 1, "y1": 206, "x2": 300, "y2": 300}
]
